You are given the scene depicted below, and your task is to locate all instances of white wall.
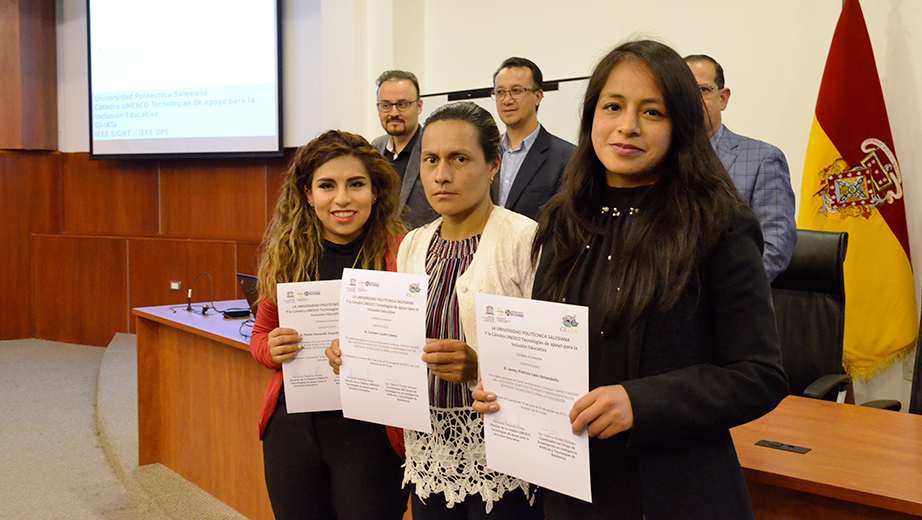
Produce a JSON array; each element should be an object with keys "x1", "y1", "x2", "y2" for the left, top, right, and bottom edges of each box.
[{"x1": 57, "y1": 0, "x2": 922, "y2": 406}]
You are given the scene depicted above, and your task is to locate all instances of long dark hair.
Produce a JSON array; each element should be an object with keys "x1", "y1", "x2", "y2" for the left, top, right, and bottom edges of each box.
[
  {"x1": 534, "y1": 40, "x2": 741, "y2": 326},
  {"x1": 257, "y1": 130, "x2": 405, "y2": 302}
]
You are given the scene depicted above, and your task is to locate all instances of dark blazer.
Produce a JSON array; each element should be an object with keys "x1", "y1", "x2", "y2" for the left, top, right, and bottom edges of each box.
[
  {"x1": 504, "y1": 126, "x2": 575, "y2": 221},
  {"x1": 372, "y1": 131, "x2": 438, "y2": 230},
  {"x1": 620, "y1": 208, "x2": 787, "y2": 518}
]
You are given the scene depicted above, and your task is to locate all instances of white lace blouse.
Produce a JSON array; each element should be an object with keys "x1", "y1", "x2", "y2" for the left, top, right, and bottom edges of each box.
[{"x1": 396, "y1": 206, "x2": 538, "y2": 511}]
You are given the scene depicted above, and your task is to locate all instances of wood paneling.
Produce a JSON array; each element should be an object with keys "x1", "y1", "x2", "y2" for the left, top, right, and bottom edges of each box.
[
  {"x1": 0, "y1": 2, "x2": 23, "y2": 148},
  {"x1": 17, "y1": 0, "x2": 57, "y2": 149},
  {"x1": 0, "y1": 152, "x2": 62, "y2": 340},
  {"x1": 160, "y1": 158, "x2": 269, "y2": 240},
  {"x1": 63, "y1": 153, "x2": 160, "y2": 236},
  {"x1": 136, "y1": 316, "x2": 162, "y2": 461},
  {"x1": 127, "y1": 239, "x2": 238, "y2": 332},
  {"x1": 747, "y1": 480, "x2": 920, "y2": 520},
  {"x1": 236, "y1": 242, "x2": 261, "y2": 274},
  {"x1": 0, "y1": 0, "x2": 57, "y2": 150},
  {"x1": 33, "y1": 235, "x2": 128, "y2": 346},
  {"x1": 265, "y1": 148, "x2": 294, "y2": 221},
  {"x1": 6, "y1": 148, "x2": 295, "y2": 345}
]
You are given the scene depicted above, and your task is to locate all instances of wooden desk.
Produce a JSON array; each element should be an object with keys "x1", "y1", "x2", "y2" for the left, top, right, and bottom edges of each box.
[
  {"x1": 134, "y1": 301, "x2": 273, "y2": 520},
  {"x1": 732, "y1": 395, "x2": 922, "y2": 519}
]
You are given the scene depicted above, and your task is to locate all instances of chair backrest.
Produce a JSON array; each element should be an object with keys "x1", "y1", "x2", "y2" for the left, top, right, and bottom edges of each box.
[
  {"x1": 910, "y1": 291, "x2": 922, "y2": 415},
  {"x1": 771, "y1": 229, "x2": 848, "y2": 398}
]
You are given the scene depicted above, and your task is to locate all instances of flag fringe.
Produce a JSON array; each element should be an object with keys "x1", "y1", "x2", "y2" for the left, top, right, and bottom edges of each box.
[{"x1": 844, "y1": 340, "x2": 918, "y2": 383}]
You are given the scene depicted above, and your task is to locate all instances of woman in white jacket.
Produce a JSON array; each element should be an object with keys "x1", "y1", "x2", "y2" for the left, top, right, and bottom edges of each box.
[
  {"x1": 330, "y1": 101, "x2": 539, "y2": 518},
  {"x1": 400, "y1": 101, "x2": 540, "y2": 519}
]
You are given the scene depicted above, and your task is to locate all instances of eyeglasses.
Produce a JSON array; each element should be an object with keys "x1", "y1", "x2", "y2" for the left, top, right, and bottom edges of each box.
[
  {"x1": 491, "y1": 87, "x2": 539, "y2": 100},
  {"x1": 376, "y1": 99, "x2": 418, "y2": 112},
  {"x1": 698, "y1": 84, "x2": 720, "y2": 95}
]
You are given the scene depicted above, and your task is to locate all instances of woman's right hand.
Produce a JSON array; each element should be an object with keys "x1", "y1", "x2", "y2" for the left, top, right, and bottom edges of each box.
[
  {"x1": 326, "y1": 339, "x2": 342, "y2": 375},
  {"x1": 268, "y1": 327, "x2": 302, "y2": 365},
  {"x1": 471, "y1": 382, "x2": 500, "y2": 414}
]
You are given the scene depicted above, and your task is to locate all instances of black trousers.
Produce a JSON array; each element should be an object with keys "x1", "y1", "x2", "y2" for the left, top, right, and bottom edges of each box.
[
  {"x1": 409, "y1": 485, "x2": 543, "y2": 520},
  {"x1": 262, "y1": 395, "x2": 409, "y2": 520}
]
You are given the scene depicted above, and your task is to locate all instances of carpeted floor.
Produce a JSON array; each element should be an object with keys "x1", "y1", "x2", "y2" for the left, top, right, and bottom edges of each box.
[{"x1": 0, "y1": 337, "x2": 246, "y2": 519}]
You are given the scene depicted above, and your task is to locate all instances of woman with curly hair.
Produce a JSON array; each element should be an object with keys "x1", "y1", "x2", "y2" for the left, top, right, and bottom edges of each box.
[{"x1": 250, "y1": 129, "x2": 408, "y2": 520}]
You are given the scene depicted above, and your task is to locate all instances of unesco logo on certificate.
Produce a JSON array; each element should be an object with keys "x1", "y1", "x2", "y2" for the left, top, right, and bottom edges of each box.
[
  {"x1": 490, "y1": 306, "x2": 524, "y2": 324},
  {"x1": 294, "y1": 290, "x2": 320, "y2": 301},
  {"x1": 347, "y1": 278, "x2": 380, "y2": 293}
]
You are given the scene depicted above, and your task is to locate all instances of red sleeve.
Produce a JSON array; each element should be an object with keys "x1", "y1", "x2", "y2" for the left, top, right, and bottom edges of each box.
[
  {"x1": 382, "y1": 233, "x2": 407, "y2": 459},
  {"x1": 250, "y1": 297, "x2": 281, "y2": 370},
  {"x1": 386, "y1": 234, "x2": 404, "y2": 272}
]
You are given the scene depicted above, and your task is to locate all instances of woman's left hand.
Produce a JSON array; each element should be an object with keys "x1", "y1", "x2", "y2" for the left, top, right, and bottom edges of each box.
[
  {"x1": 569, "y1": 385, "x2": 634, "y2": 439},
  {"x1": 471, "y1": 382, "x2": 499, "y2": 414},
  {"x1": 422, "y1": 338, "x2": 478, "y2": 383}
]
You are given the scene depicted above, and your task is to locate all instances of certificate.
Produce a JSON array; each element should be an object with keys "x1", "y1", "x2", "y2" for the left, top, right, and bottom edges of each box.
[
  {"x1": 277, "y1": 280, "x2": 342, "y2": 413},
  {"x1": 476, "y1": 293, "x2": 591, "y2": 503},
  {"x1": 338, "y1": 268, "x2": 431, "y2": 433}
]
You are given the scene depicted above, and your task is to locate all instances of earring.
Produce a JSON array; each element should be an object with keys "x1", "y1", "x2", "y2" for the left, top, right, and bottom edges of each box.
[
  {"x1": 490, "y1": 177, "x2": 495, "y2": 184},
  {"x1": 308, "y1": 201, "x2": 314, "y2": 208},
  {"x1": 372, "y1": 197, "x2": 377, "y2": 204}
]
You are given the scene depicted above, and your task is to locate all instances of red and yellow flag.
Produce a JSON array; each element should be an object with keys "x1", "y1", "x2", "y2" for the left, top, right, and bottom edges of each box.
[{"x1": 800, "y1": 0, "x2": 917, "y2": 380}]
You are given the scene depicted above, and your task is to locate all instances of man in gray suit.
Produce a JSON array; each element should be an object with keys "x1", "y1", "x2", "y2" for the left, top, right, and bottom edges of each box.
[
  {"x1": 686, "y1": 55, "x2": 796, "y2": 281},
  {"x1": 371, "y1": 70, "x2": 437, "y2": 229},
  {"x1": 492, "y1": 57, "x2": 575, "y2": 221}
]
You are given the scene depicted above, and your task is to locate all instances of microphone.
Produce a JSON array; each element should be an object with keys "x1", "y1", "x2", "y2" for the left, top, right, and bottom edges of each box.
[{"x1": 186, "y1": 272, "x2": 214, "y2": 315}]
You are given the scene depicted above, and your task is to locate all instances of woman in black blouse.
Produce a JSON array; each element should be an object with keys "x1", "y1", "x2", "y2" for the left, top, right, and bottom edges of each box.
[
  {"x1": 251, "y1": 130, "x2": 408, "y2": 520},
  {"x1": 473, "y1": 40, "x2": 788, "y2": 519}
]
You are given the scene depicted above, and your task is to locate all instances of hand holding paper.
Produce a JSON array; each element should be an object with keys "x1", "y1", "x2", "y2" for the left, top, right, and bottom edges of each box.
[
  {"x1": 569, "y1": 384, "x2": 634, "y2": 439},
  {"x1": 326, "y1": 339, "x2": 342, "y2": 374},
  {"x1": 471, "y1": 382, "x2": 498, "y2": 413},
  {"x1": 267, "y1": 327, "x2": 302, "y2": 365},
  {"x1": 422, "y1": 338, "x2": 478, "y2": 383}
]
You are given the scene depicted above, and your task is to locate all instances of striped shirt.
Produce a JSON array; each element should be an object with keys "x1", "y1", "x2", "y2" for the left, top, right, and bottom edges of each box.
[{"x1": 425, "y1": 229, "x2": 480, "y2": 408}]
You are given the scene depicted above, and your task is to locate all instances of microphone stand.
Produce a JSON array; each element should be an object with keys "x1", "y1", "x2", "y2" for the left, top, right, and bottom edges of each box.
[{"x1": 186, "y1": 272, "x2": 214, "y2": 315}]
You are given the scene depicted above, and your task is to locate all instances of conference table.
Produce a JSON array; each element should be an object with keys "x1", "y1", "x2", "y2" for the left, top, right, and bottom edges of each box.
[
  {"x1": 135, "y1": 300, "x2": 922, "y2": 520},
  {"x1": 731, "y1": 395, "x2": 922, "y2": 519},
  {"x1": 134, "y1": 300, "x2": 274, "y2": 520}
]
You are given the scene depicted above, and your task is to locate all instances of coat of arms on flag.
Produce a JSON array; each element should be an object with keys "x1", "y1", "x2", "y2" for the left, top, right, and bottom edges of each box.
[{"x1": 817, "y1": 138, "x2": 902, "y2": 219}]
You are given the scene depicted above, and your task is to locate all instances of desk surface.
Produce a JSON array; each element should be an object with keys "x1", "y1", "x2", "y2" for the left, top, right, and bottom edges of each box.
[
  {"x1": 731, "y1": 395, "x2": 922, "y2": 516},
  {"x1": 133, "y1": 299, "x2": 252, "y2": 351}
]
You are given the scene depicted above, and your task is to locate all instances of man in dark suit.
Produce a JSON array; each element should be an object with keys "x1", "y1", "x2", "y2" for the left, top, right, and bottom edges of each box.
[
  {"x1": 686, "y1": 55, "x2": 797, "y2": 281},
  {"x1": 492, "y1": 57, "x2": 575, "y2": 221},
  {"x1": 371, "y1": 70, "x2": 437, "y2": 229}
]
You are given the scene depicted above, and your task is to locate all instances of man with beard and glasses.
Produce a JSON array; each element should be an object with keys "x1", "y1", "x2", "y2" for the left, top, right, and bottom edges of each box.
[{"x1": 372, "y1": 70, "x2": 438, "y2": 229}]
